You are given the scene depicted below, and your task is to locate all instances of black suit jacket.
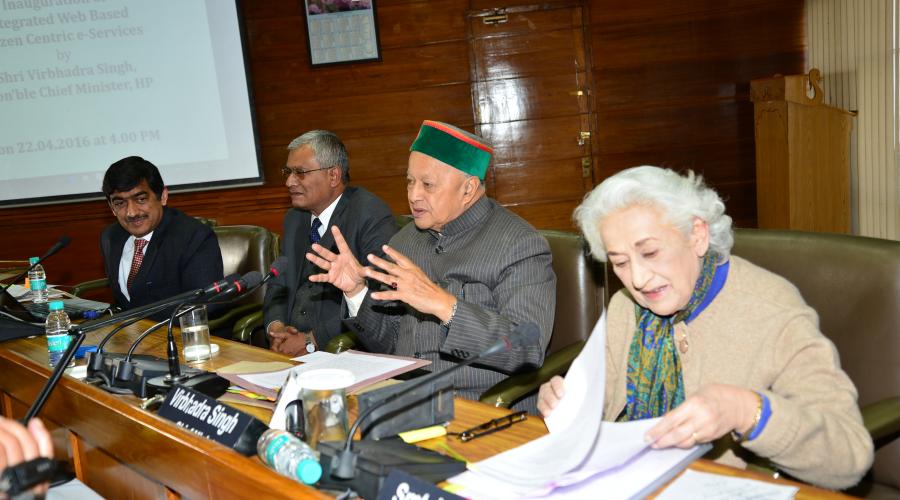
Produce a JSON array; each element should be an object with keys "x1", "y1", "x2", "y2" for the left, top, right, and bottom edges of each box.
[
  {"x1": 101, "y1": 207, "x2": 224, "y2": 317},
  {"x1": 263, "y1": 186, "x2": 397, "y2": 347}
]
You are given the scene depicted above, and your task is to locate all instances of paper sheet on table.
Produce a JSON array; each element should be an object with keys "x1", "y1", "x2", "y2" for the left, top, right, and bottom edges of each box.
[
  {"x1": 656, "y1": 469, "x2": 798, "y2": 500},
  {"x1": 217, "y1": 360, "x2": 294, "y2": 375},
  {"x1": 232, "y1": 366, "x2": 292, "y2": 390},
  {"x1": 290, "y1": 351, "x2": 337, "y2": 363},
  {"x1": 222, "y1": 350, "x2": 428, "y2": 401},
  {"x1": 454, "y1": 445, "x2": 708, "y2": 500},
  {"x1": 283, "y1": 350, "x2": 428, "y2": 394},
  {"x1": 460, "y1": 311, "x2": 611, "y2": 490},
  {"x1": 447, "y1": 310, "x2": 708, "y2": 499}
]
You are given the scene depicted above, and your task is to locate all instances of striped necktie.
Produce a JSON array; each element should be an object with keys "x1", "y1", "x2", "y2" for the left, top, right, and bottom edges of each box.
[{"x1": 127, "y1": 238, "x2": 147, "y2": 289}]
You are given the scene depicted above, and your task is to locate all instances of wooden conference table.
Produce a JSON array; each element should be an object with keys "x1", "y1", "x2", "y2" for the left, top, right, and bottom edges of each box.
[{"x1": 0, "y1": 320, "x2": 849, "y2": 499}]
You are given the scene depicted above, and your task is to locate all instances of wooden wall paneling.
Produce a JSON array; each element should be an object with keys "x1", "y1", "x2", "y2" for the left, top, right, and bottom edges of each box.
[
  {"x1": 482, "y1": 115, "x2": 589, "y2": 165},
  {"x1": 375, "y1": 0, "x2": 469, "y2": 48},
  {"x1": 242, "y1": 15, "x2": 308, "y2": 63},
  {"x1": 469, "y1": 4, "x2": 584, "y2": 38},
  {"x1": 470, "y1": 3, "x2": 594, "y2": 230},
  {"x1": 0, "y1": 0, "x2": 809, "y2": 289},
  {"x1": 471, "y1": 27, "x2": 587, "y2": 82},
  {"x1": 505, "y1": 198, "x2": 583, "y2": 230},
  {"x1": 468, "y1": 0, "x2": 582, "y2": 13},
  {"x1": 239, "y1": 1, "x2": 302, "y2": 20},
  {"x1": 593, "y1": 54, "x2": 806, "y2": 110},
  {"x1": 251, "y1": 41, "x2": 471, "y2": 106},
  {"x1": 361, "y1": 176, "x2": 413, "y2": 216},
  {"x1": 587, "y1": 0, "x2": 805, "y2": 228},
  {"x1": 475, "y1": 72, "x2": 588, "y2": 124},
  {"x1": 342, "y1": 131, "x2": 422, "y2": 180},
  {"x1": 492, "y1": 157, "x2": 588, "y2": 205},
  {"x1": 593, "y1": 101, "x2": 753, "y2": 161},
  {"x1": 255, "y1": 85, "x2": 474, "y2": 146},
  {"x1": 589, "y1": 1, "x2": 803, "y2": 62},
  {"x1": 596, "y1": 139, "x2": 759, "y2": 186}
]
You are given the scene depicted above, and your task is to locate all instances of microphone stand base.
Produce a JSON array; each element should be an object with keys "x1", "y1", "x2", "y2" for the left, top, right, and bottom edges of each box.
[
  {"x1": 147, "y1": 372, "x2": 229, "y2": 399},
  {"x1": 92, "y1": 353, "x2": 203, "y2": 399},
  {"x1": 317, "y1": 439, "x2": 466, "y2": 500}
]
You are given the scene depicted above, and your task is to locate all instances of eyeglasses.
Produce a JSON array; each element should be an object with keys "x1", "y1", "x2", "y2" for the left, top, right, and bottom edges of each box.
[
  {"x1": 108, "y1": 193, "x2": 151, "y2": 212},
  {"x1": 281, "y1": 165, "x2": 335, "y2": 179},
  {"x1": 455, "y1": 411, "x2": 527, "y2": 442}
]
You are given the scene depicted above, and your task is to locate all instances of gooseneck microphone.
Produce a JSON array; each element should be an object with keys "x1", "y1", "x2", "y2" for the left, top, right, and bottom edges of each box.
[
  {"x1": 38, "y1": 235, "x2": 71, "y2": 262},
  {"x1": 26, "y1": 259, "x2": 290, "y2": 420},
  {"x1": 330, "y1": 322, "x2": 542, "y2": 480},
  {"x1": 75, "y1": 273, "x2": 244, "y2": 335},
  {"x1": 0, "y1": 235, "x2": 71, "y2": 293},
  {"x1": 163, "y1": 272, "x2": 261, "y2": 383},
  {"x1": 146, "y1": 268, "x2": 271, "y2": 395},
  {"x1": 263, "y1": 256, "x2": 288, "y2": 284},
  {"x1": 84, "y1": 273, "x2": 241, "y2": 378},
  {"x1": 27, "y1": 272, "x2": 248, "y2": 420}
]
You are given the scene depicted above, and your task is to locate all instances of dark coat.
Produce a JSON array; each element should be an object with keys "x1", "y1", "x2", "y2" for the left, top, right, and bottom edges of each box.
[
  {"x1": 101, "y1": 206, "x2": 224, "y2": 318},
  {"x1": 263, "y1": 186, "x2": 397, "y2": 347}
]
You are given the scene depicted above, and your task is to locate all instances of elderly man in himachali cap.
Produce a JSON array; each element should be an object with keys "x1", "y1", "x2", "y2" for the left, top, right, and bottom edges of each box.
[{"x1": 306, "y1": 120, "x2": 557, "y2": 412}]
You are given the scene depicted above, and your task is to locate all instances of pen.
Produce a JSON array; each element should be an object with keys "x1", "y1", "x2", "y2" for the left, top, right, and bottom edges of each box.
[{"x1": 458, "y1": 411, "x2": 527, "y2": 442}]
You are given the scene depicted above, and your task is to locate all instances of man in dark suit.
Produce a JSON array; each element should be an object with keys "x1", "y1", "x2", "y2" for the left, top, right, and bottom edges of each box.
[
  {"x1": 263, "y1": 130, "x2": 397, "y2": 356},
  {"x1": 100, "y1": 157, "x2": 223, "y2": 316}
]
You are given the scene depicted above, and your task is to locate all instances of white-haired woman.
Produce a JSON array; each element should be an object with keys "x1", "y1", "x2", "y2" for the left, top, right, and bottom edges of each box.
[{"x1": 537, "y1": 166, "x2": 873, "y2": 489}]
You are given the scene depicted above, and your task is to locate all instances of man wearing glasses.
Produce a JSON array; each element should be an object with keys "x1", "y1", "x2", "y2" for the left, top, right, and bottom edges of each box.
[
  {"x1": 264, "y1": 130, "x2": 397, "y2": 356},
  {"x1": 100, "y1": 156, "x2": 223, "y2": 318}
]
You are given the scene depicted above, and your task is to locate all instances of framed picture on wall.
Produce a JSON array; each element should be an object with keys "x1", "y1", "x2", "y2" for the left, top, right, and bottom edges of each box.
[{"x1": 303, "y1": 0, "x2": 382, "y2": 67}]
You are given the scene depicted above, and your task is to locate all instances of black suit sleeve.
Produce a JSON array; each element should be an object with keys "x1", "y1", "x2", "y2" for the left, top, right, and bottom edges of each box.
[{"x1": 263, "y1": 214, "x2": 292, "y2": 330}]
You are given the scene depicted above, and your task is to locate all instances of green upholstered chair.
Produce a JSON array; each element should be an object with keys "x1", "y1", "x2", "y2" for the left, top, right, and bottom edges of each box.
[
  {"x1": 728, "y1": 228, "x2": 900, "y2": 496},
  {"x1": 72, "y1": 278, "x2": 110, "y2": 297},
  {"x1": 478, "y1": 230, "x2": 605, "y2": 407},
  {"x1": 208, "y1": 225, "x2": 279, "y2": 339}
]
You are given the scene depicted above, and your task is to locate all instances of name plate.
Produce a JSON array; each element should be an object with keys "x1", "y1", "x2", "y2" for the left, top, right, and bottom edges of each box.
[
  {"x1": 377, "y1": 470, "x2": 464, "y2": 500},
  {"x1": 158, "y1": 384, "x2": 266, "y2": 455}
]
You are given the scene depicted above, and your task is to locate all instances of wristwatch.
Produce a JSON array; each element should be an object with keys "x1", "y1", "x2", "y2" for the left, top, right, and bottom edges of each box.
[{"x1": 304, "y1": 331, "x2": 317, "y2": 354}]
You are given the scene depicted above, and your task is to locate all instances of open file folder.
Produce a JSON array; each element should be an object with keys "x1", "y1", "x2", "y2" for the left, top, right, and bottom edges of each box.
[{"x1": 446, "y1": 311, "x2": 710, "y2": 499}]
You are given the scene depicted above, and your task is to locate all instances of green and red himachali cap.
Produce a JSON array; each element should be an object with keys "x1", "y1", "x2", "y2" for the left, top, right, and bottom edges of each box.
[{"x1": 409, "y1": 120, "x2": 493, "y2": 180}]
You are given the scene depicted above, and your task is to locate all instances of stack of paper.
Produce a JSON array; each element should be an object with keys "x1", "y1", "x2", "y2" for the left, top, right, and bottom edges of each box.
[
  {"x1": 446, "y1": 312, "x2": 709, "y2": 499},
  {"x1": 218, "y1": 350, "x2": 430, "y2": 399}
]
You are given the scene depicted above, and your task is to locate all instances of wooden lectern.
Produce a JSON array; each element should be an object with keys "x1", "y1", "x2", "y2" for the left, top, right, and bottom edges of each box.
[{"x1": 750, "y1": 69, "x2": 855, "y2": 233}]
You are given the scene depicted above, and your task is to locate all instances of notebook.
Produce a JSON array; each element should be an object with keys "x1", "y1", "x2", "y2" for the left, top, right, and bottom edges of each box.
[{"x1": 0, "y1": 284, "x2": 109, "y2": 322}]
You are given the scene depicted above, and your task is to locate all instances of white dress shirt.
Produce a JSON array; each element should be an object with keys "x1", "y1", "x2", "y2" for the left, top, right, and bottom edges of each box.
[{"x1": 118, "y1": 231, "x2": 153, "y2": 301}]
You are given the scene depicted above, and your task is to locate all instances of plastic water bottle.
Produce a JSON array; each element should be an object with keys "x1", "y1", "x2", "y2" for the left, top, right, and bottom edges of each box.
[
  {"x1": 257, "y1": 429, "x2": 322, "y2": 485},
  {"x1": 46, "y1": 301, "x2": 73, "y2": 368},
  {"x1": 28, "y1": 256, "x2": 48, "y2": 303}
]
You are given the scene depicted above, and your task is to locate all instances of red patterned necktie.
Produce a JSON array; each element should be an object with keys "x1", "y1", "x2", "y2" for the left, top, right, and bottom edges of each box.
[{"x1": 127, "y1": 239, "x2": 147, "y2": 289}]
